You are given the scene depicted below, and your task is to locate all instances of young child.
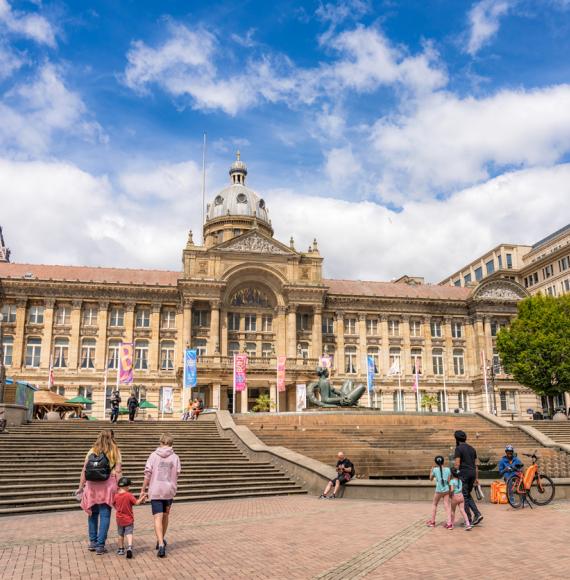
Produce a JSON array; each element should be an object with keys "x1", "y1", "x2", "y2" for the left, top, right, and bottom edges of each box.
[
  {"x1": 449, "y1": 468, "x2": 472, "y2": 531},
  {"x1": 427, "y1": 455, "x2": 452, "y2": 528},
  {"x1": 113, "y1": 477, "x2": 146, "y2": 558}
]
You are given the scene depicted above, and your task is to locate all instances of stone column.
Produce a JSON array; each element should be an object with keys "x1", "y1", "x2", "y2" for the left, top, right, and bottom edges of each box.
[
  {"x1": 221, "y1": 308, "x2": 228, "y2": 356},
  {"x1": 240, "y1": 386, "x2": 248, "y2": 413},
  {"x1": 182, "y1": 298, "x2": 193, "y2": 348},
  {"x1": 401, "y1": 314, "x2": 411, "y2": 377},
  {"x1": 148, "y1": 303, "x2": 161, "y2": 371},
  {"x1": 68, "y1": 300, "x2": 83, "y2": 370},
  {"x1": 95, "y1": 301, "x2": 109, "y2": 370},
  {"x1": 208, "y1": 300, "x2": 220, "y2": 355},
  {"x1": 311, "y1": 305, "x2": 322, "y2": 359},
  {"x1": 124, "y1": 302, "x2": 135, "y2": 344},
  {"x1": 275, "y1": 306, "x2": 287, "y2": 357},
  {"x1": 212, "y1": 383, "x2": 221, "y2": 410},
  {"x1": 270, "y1": 383, "x2": 277, "y2": 413},
  {"x1": 11, "y1": 298, "x2": 27, "y2": 370},
  {"x1": 422, "y1": 315, "x2": 432, "y2": 377},
  {"x1": 40, "y1": 299, "x2": 56, "y2": 369},
  {"x1": 443, "y1": 317, "x2": 454, "y2": 378},
  {"x1": 358, "y1": 313, "x2": 367, "y2": 377},
  {"x1": 286, "y1": 305, "x2": 297, "y2": 359},
  {"x1": 380, "y1": 314, "x2": 389, "y2": 377},
  {"x1": 176, "y1": 302, "x2": 185, "y2": 369},
  {"x1": 335, "y1": 311, "x2": 345, "y2": 373}
]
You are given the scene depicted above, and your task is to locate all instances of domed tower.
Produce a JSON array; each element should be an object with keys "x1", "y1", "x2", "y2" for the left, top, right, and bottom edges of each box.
[{"x1": 203, "y1": 152, "x2": 273, "y2": 247}]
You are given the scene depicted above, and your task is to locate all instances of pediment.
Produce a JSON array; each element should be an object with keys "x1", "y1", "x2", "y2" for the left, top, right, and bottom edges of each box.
[
  {"x1": 471, "y1": 279, "x2": 529, "y2": 302},
  {"x1": 214, "y1": 231, "x2": 296, "y2": 256}
]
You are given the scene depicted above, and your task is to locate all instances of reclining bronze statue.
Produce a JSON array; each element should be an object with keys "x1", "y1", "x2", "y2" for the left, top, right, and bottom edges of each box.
[{"x1": 307, "y1": 367, "x2": 366, "y2": 408}]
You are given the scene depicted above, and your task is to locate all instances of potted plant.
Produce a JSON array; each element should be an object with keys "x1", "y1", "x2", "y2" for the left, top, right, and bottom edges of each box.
[{"x1": 252, "y1": 393, "x2": 275, "y2": 413}]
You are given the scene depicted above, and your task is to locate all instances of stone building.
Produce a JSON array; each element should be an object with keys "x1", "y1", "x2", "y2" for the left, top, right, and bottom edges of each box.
[{"x1": 0, "y1": 155, "x2": 539, "y2": 420}]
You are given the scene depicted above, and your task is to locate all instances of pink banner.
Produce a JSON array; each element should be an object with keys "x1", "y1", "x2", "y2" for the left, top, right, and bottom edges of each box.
[
  {"x1": 119, "y1": 343, "x2": 134, "y2": 384},
  {"x1": 234, "y1": 353, "x2": 248, "y2": 392},
  {"x1": 319, "y1": 355, "x2": 332, "y2": 370},
  {"x1": 276, "y1": 356, "x2": 286, "y2": 393}
]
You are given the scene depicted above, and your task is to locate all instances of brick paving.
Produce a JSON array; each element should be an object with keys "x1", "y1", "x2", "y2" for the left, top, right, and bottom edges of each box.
[{"x1": 0, "y1": 496, "x2": 568, "y2": 579}]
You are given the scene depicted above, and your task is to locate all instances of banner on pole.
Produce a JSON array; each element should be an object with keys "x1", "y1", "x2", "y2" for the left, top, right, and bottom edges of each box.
[
  {"x1": 366, "y1": 355, "x2": 375, "y2": 392},
  {"x1": 234, "y1": 353, "x2": 248, "y2": 392},
  {"x1": 276, "y1": 356, "x2": 287, "y2": 393},
  {"x1": 119, "y1": 343, "x2": 134, "y2": 384},
  {"x1": 161, "y1": 387, "x2": 173, "y2": 414},
  {"x1": 184, "y1": 349, "x2": 197, "y2": 389},
  {"x1": 413, "y1": 358, "x2": 419, "y2": 392},
  {"x1": 296, "y1": 384, "x2": 307, "y2": 412}
]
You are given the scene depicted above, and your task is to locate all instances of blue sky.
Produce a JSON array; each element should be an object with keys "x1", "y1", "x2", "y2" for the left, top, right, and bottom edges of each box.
[{"x1": 1, "y1": 0, "x2": 570, "y2": 280}]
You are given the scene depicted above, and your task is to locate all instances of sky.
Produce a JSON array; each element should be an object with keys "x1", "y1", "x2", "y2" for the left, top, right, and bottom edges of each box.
[{"x1": 0, "y1": 0, "x2": 569, "y2": 282}]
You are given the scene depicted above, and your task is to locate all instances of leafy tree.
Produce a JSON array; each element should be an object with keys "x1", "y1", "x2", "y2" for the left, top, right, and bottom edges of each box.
[
  {"x1": 251, "y1": 393, "x2": 274, "y2": 412},
  {"x1": 420, "y1": 393, "x2": 439, "y2": 412},
  {"x1": 496, "y1": 294, "x2": 570, "y2": 396}
]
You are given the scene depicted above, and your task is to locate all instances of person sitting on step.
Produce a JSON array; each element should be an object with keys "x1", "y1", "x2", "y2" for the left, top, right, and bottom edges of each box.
[{"x1": 319, "y1": 452, "x2": 355, "y2": 499}]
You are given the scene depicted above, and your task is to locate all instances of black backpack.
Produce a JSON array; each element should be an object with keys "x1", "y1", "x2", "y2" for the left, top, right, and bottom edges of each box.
[{"x1": 85, "y1": 452, "x2": 111, "y2": 481}]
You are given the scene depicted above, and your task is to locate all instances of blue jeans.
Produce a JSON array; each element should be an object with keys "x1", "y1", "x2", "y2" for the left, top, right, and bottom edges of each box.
[{"x1": 88, "y1": 503, "x2": 112, "y2": 548}]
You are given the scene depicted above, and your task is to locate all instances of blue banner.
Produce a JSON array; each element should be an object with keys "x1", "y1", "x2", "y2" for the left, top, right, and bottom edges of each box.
[
  {"x1": 367, "y1": 355, "x2": 375, "y2": 392},
  {"x1": 184, "y1": 349, "x2": 197, "y2": 389}
]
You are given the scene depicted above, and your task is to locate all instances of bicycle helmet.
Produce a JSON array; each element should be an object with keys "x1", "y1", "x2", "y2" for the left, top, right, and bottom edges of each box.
[{"x1": 505, "y1": 444, "x2": 514, "y2": 453}]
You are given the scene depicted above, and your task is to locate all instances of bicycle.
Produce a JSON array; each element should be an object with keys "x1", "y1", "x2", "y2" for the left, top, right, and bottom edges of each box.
[{"x1": 506, "y1": 452, "x2": 555, "y2": 509}]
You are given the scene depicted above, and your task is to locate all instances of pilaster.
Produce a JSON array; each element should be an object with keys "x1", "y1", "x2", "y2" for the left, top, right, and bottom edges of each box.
[
  {"x1": 335, "y1": 311, "x2": 345, "y2": 372},
  {"x1": 209, "y1": 300, "x2": 220, "y2": 355},
  {"x1": 148, "y1": 303, "x2": 161, "y2": 371},
  {"x1": 312, "y1": 305, "x2": 322, "y2": 358},
  {"x1": 68, "y1": 300, "x2": 83, "y2": 370},
  {"x1": 39, "y1": 299, "x2": 55, "y2": 369},
  {"x1": 11, "y1": 298, "x2": 27, "y2": 370},
  {"x1": 95, "y1": 302, "x2": 109, "y2": 371},
  {"x1": 286, "y1": 305, "x2": 297, "y2": 359}
]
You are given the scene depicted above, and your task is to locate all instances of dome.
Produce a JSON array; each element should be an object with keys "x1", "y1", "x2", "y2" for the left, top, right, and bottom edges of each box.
[{"x1": 207, "y1": 183, "x2": 269, "y2": 222}]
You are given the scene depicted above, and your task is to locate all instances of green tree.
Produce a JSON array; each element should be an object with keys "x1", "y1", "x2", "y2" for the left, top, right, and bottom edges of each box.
[
  {"x1": 420, "y1": 393, "x2": 439, "y2": 412},
  {"x1": 496, "y1": 294, "x2": 570, "y2": 396},
  {"x1": 251, "y1": 393, "x2": 275, "y2": 412}
]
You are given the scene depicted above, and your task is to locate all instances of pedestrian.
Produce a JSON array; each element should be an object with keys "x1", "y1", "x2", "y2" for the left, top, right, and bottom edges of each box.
[
  {"x1": 141, "y1": 433, "x2": 181, "y2": 558},
  {"x1": 453, "y1": 430, "x2": 483, "y2": 526},
  {"x1": 127, "y1": 393, "x2": 139, "y2": 422},
  {"x1": 77, "y1": 430, "x2": 122, "y2": 554},
  {"x1": 449, "y1": 468, "x2": 472, "y2": 531},
  {"x1": 426, "y1": 455, "x2": 452, "y2": 528},
  {"x1": 113, "y1": 476, "x2": 146, "y2": 559},
  {"x1": 110, "y1": 390, "x2": 121, "y2": 423}
]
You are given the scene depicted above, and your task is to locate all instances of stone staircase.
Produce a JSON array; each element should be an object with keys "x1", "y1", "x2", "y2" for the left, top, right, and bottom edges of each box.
[
  {"x1": 531, "y1": 421, "x2": 570, "y2": 445},
  {"x1": 237, "y1": 413, "x2": 570, "y2": 478},
  {"x1": 0, "y1": 418, "x2": 305, "y2": 516}
]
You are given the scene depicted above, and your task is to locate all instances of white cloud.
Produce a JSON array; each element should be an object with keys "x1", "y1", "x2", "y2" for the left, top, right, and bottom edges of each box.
[
  {"x1": 324, "y1": 146, "x2": 362, "y2": 184},
  {"x1": 0, "y1": 41, "x2": 24, "y2": 80},
  {"x1": 371, "y1": 84, "x2": 570, "y2": 200},
  {"x1": 0, "y1": 63, "x2": 106, "y2": 155},
  {"x1": 466, "y1": 0, "x2": 512, "y2": 56},
  {"x1": 0, "y1": 0, "x2": 56, "y2": 47}
]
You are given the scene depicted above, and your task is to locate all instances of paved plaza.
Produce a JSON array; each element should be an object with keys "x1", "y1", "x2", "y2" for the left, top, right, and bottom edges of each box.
[{"x1": 1, "y1": 496, "x2": 569, "y2": 579}]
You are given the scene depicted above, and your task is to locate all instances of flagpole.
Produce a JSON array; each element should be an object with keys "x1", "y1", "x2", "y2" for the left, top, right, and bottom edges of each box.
[{"x1": 442, "y1": 357, "x2": 448, "y2": 413}]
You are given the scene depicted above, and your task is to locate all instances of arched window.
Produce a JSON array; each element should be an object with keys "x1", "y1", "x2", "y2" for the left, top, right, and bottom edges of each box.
[
  {"x1": 432, "y1": 348, "x2": 444, "y2": 375},
  {"x1": 229, "y1": 341, "x2": 240, "y2": 356},
  {"x1": 345, "y1": 346, "x2": 357, "y2": 374},
  {"x1": 134, "y1": 340, "x2": 149, "y2": 370},
  {"x1": 53, "y1": 338, "x2": 69, "y2": 368},
  {"x1": 81, "y1": 339, "x2": 96, "y2": 369},
  {"x1": 2, "y1": 335, "x2": 13, "y2": 366},
  {"x1": 230, "y1": 287, "x2": 270, "y2": 307},
  {"x1": 160, "y1": 341, "x2": 175, "y2": 370},
  {"x1": 25, "y1": 337, "x2": 41, "y2": 367},
  {"x1": 107, "y1": 340, "x2": 120, "y2": 369},
  {"x1": 453, "y1": 349, "x2": 465, "y2": 375},
  {"x1": 367, "y1": 347, "x2": 379, "y2": 374}
]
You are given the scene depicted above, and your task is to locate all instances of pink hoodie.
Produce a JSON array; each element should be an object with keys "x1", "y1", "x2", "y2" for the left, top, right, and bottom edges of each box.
[{"x1": 144, "y1": 446, "x2": 181, "y2": 500}]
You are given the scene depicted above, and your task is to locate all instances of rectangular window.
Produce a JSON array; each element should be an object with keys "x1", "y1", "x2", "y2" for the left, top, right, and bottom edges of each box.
[
  {"x1": 367, "y1": 348, "x2": 379, "y2": 373},
  {"x1": 492, "y1": 352, "x2": 502, "y2": 374},
  {"x1": 109, "y1": 307, "x2": 124, "y2": 327},
  {"x1": 80, "y1": 340, "x2": 96, "y2": 369},
  {"x1": 344, "y1": 347, "x2": 357, "y2": 374},
  {"x1": 54, "y1": 306, "x2": 71, "y2": 326},
  {"x1": 393, "y1": 390, "x2": 405, "y2": 412},
  {"x1": 454, "y1": 280, "x2": 461, "y2": 287},
  {"x1": 160, "y1": 341, "x2": 175, "y2": 370},
  {"x1": 322, "y1": 316, "x2": 334, "y2": 334},
  {"x1": 27, "y1": 306, "x2": 44, "y2": 324},
  {"x1": 297, "y1": 313, "x2": 311, "y2": 331},
  {"x1": 437, "y1": 390, "x2": 448, "y2": 412},
  {"x1": 53, "y1": 338, "x2": 69, "y2": 368},
  {"x1": 1, "y1": 304, "x2": 17, "y2": 323},
  {"x1": 474, "y1": 266, "x2": 483, "y2": 281},
  {"x1": 430, "y1": 320, "x2": 442, "y2": 338},
  {"x1": 506, "y1": 254, "x2": 513, "y2": 269},
  {"x1": 389, "y1": 347, "x2": 401, "y2": 372},
  {"x1": 432, "y1": 349, "x2": 444, "y2": 375},
  {"x1": 161, "y1": 309, "x2": 177, "y2": 329},
  {"x1": 261, "y1": 315, "x2": 273, "y2": 332},
  {"x1": 464, "y1": 273, "x2": 472, "y2": 285},
  {"x1": 366, "y1": 318, "x2": 378, "y2": 336},
  {"x1": 228, "y1": 313, "x2": 240, "y2": 331},
  {"x1": 490, "y1": 321, "x2": 504, "y2": 337},
  {"x1": 25, "y1": 337, "x2": 41, "y2": 367},
  {"x1": 564, "y1": 279, "x2": 570, "y2": 293},
  {"x1": 497, "y1": 255, "x2": 503, "y2": 269},
  {"x1": 500, "y1": 390, "x2": 517, "y2": 412},
  {"x1": 135, "y1": 308, "x2": 150, "y2": 328},
  {"x1": 345, "y1": 318, "x2": 357, "y2": 335},
  {"x1": 458, "y1": 391, "x2": 470, "y2": 411},
  {"x1": 542, "y1": 264, "x2": 554, "y2": 279},
  {"x1": 245, "y1": 342, "x2": 256, "y2": 357},
  {"x1": 228, "y1": 341, "x2": 240, "y2": 356},
  {"x1": 2, "y1": 335, "x2": 13, "y2": 366},
  {"x1": 486, "y1": 260, "x2": 495, "y2": 275},
  {"x1": 262, "y1": 342, "x2": 273, "y2": 358},
  {"x1": 245, "y1": 314, "x2": 257, "y2": 331},
  {"x1": 451, "y1": 321, "x2": 462, "y2": 339},
  {"x1": 194, "y1": 339, "x2": 207, "y2": 359},
  {"x1": 134, "y1": 341, "x2": 149, "y2": 370},
  {"x1": 82, "y1": 306, "x2": 98, "y2": 326},
  {"x1": 192, "y1": 310, "x2": 210, "y2": 327},
  {"x1": 411, "y1": 348, "x2": 422, "y2": 374},
  {"x1": 298, "y1": 342, "x2": 309, "y2": 359},
  {"x1": 107, "y1": 342, "x2": 120, "y2": 369},
  {"x1": 388, "y1": 319, "x2": 400, "y2": 337},
  {"x1": 453, "y1": 349, "x2": 465, "y2": 375},
  {"x1": 409, "y1": 320, "x2": 422, "y2": 337}
]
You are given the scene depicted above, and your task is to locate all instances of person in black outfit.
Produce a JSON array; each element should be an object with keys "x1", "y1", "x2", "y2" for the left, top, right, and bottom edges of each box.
[
  {"x1": 319, "y1": 452, "x2": 355, "y2": 499},
  {"x1": 110, "y1": 390, "x2": 121, "y2": 423},
  {"x1": 453, "y1": 430, "x2": 483, "y2": 526},
  {"x1": 127, "y1": 394, "x2": 139, "y2": 422}
]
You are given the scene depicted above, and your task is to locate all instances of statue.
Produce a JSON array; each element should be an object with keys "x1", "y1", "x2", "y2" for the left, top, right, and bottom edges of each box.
[{"x1": 307, "y1": 367, "x2": 366, "y2": 408}]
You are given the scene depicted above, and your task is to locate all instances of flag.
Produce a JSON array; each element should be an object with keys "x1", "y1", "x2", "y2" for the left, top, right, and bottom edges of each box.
[
  {"x1": 184, "y1": 349, "x2": 197, "y2": 388},
  {"x1": 48, "y1": 356, "x2": 55, "y2": 389},
  {"x1": 388, "y1": 358, "x2": 400, "y2": 375},
  {"x1": 276, "y1": 356, "x2": 286, "y2": 393},
  {"x1": 234, "y1": 353, "x2": 248, "y2": 392},
  {"x1": 366, "y1": 355, "x2": 375, "y2": 392},
  {"x1": 413, "y1": 358, "x2": 420, "y2": 392},
  {"x1": 119, "y1": 343, "x2": 134, "y2": 384}
]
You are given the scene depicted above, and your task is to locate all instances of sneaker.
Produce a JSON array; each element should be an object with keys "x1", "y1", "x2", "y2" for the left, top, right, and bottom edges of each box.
[
  {"x1": 447, "y1": 524, "x2": 454, "y2": 530},
  {"x1": 472, "y1": 514, "x2": 484, "y2": 526},
  {"x1": 426, "y1": 521, "x2": 436, "y2": 528},
  {"x1": 126, "y1": 547, "x2": 133, "y2": 559},
  {"x1": 88, "y1": 543, "x2": 97, "y2": 552},
  {"x1": 318, "y1": 494, "x2": 327, "y2": 499},
  {"x1": 116, "y1": 548, "x2": 125, "y2": 556},
  {"x1": 96, "y1": 547, "x2": 108, "y2": 555},
  {"x1": 465, "y1": 525, "x2": 473, "y2": 531},
  {"x1": 157, "y1": 545, "x2": 166, "y2": 558},
  {"x1": 328, "y1": 494, "x2": 336, "y2": 500},
  {"x1": 155, "y1": 539, "x2": 167, "y2": 549}
]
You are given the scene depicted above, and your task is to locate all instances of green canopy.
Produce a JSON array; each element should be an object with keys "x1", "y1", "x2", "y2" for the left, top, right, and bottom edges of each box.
[
  {"x1": 66, "y1": 396, "x2": 95, "y2": 405},
  {"x1": 88, "y1": 415, "x2": 98, "y2": 421},
  {"x1": 119, "y1": 407, "x2": 129, "y2": 415},
  {"x1": 139, "y1": 400, "x2": 157, "y2": 409}
]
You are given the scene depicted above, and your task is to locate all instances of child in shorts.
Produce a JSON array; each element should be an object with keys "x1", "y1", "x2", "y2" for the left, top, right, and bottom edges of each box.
[
  {"x1": 113, "y1": 476, "x2": 146, "y2": 558},
  {"x1": 427, "y1": 455, "x2": 452, "y2": 528}
]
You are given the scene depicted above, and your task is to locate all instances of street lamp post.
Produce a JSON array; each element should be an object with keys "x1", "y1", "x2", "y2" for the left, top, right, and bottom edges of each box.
[{"x1": 487, "y1": 359, "x2": 499, "y2": 416}]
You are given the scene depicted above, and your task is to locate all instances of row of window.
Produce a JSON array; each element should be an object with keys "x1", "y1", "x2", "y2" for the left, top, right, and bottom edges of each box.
[
  {"x1": 322, "y1": 318, "x2": 464, "y2": 338},
  {"x1": 545, "y1": 278, "x2": 570, "y2": 296},
  {"x1": 453, "y1": 254, "x2": 514, "y2": 286},
  {"x1": 524, "y1": 256, "x2": 570, "y2": 288},
  {"x1": 391, "y1": 390, "x2": 470, "y2": 412},
  {"x1": 227, "y1": 313, "x2": 273, "y2": 332}
]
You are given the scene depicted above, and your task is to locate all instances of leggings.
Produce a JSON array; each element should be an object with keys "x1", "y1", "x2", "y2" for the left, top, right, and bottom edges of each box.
[{"x1": 431, "y1": 492, "x2": 451, "y2": 525}]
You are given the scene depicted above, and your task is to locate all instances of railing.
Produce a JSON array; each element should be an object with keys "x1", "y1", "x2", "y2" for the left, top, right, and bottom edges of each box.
[{"x1": 196, "y1": 356, "x2": 319, "y2": 370}]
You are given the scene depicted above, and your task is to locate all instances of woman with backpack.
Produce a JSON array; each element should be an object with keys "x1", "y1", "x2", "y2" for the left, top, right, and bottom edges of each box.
[{"x1": 77, "y1": 430, "x2": 122, "y2": 555}]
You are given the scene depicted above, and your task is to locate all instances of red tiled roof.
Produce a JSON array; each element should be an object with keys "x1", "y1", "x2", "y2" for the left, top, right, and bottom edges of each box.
[
  {"x1": 324, "y1": 278, "x2": 471, "y2": 301},
  {"x1": 0, "y1": 263, "x2": 180, "y2": 286}
]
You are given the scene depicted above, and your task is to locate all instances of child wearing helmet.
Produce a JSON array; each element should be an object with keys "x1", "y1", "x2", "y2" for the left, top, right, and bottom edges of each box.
[
  {"x1": 498, "y1": 445, "x2": 523, "y2": 481},
  {"x1": 427, "y1": 455, "x2": 452, "y2": 528}
]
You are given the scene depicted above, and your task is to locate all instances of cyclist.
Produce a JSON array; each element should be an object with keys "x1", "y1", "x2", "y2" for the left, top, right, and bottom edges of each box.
[{"x1": 498, "y1": 444, "x2": 523, "y2": 481}]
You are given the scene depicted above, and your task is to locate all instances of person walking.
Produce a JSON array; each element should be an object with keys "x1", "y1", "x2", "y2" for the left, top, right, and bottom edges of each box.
[
  {"x1": 453, "y1": 430, "x2": 483, "y2": 526},
  {"x1": 127, "y1": 393, "x2": 139, "y2": 422},
  {"x1": 78, "y1": 430, "x2": 122, "y2": 554},
  {"x1": 110, "y1": 390, "x2": 121, "y2": 423},
  {"x1": 426, "y1": 455, "x2": 452, "y2": 528},
  {"x1": 141, "y1": 433, "x2": 181, "y2": 558}
]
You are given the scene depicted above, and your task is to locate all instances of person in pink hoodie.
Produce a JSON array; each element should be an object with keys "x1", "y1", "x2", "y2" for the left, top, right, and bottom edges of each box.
[{"x1": 141, "y1": 433, "x2": 181, "y2": 558}]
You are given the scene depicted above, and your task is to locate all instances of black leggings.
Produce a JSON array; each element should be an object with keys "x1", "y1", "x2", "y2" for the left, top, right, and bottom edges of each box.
[{"x1": 461, "y1": 471, "x2": 481, "y2": 520}]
